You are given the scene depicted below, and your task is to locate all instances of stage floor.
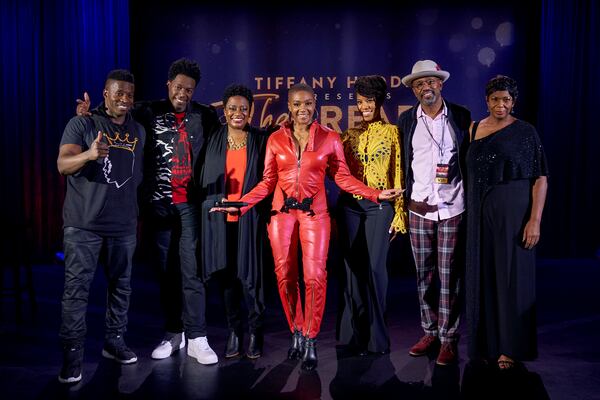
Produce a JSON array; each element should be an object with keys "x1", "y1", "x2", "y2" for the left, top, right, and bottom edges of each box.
[{"x1": 1, "y1": 258, "x2": 598, "y2": 399}]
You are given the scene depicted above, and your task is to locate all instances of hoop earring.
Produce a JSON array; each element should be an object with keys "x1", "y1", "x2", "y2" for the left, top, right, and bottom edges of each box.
[
  {"x1": 313, "y1": 108, "x2": 319, "y2": 123},
  {"x1": 219, "y1": 114, "x2": 227, "y2": 125}
]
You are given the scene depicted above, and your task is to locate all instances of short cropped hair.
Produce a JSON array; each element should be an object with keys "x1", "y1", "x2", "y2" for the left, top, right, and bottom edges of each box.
[
  {"x1": 105, "y1": 69, "x2": 134, "y2": 86},
  {"x1": 354, "y1": 75, "x2": 387, "y2": 106},
  {"x1": 485, "y1": 75, "x2": 519, "y2": 100},
  {"x1": 288, "y1": 83, "x2": 314, "y2": 100},
  {"x1": 168, "y1": 58, "x2": 201, "y2": 86},
  {"x1": 223, "y1": 84, "x2": 254, "y2": 107}
]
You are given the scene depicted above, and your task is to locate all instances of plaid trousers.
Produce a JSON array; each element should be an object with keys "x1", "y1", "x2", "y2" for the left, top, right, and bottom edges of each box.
[{"x1": 409, "y1": 212, "x2": 463, "y2": 343}]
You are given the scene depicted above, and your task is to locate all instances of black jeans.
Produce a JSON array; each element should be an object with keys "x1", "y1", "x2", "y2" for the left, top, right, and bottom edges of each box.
[
  {"x1": 219, "y1": 222, "x2": 264, "y2": 335},
  {"x1": 60, "y1": 227, "x2": 137, "y2": 345},
  {"x1": 151, "y1": 201, "x2": 207, "y2": 338}
]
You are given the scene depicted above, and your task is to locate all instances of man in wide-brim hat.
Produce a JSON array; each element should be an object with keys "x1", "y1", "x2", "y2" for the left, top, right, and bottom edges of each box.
[{"x1": 397, "y1": 59, "x2": 471, "y2": 366}]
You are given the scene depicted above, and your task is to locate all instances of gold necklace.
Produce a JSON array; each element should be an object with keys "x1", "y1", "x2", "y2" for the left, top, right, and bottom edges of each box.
[{"x1": 227, "y1": 134, "x2": 247, "y2": 150}]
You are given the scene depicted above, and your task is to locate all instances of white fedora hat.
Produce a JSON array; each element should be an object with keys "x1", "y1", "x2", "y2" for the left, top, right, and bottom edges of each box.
[{"x1": 402, "y1": 60, "x2": 450, "y2": 87}]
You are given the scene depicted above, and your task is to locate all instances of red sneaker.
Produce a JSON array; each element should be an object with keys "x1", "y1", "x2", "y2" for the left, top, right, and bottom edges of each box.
[
  {"x1": 408, "y1": 335, "x2": 439, "y2": 356},
  {"x1": 436, "y1": 342, "x2": 458, "y2": 365}
]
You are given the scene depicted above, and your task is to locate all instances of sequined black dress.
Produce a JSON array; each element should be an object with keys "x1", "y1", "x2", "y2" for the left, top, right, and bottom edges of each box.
[{"x1": 465, "y1": 119, "x2": 548, "y2": 361}]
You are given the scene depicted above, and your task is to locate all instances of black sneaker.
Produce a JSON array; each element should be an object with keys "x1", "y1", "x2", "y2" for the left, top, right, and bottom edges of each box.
[
  {"x1": 58, "y1": 345, "x2": 83, "y2": 384},
  {"x1": 102, "y1": 335, "x2": 137, "y2": 364}
]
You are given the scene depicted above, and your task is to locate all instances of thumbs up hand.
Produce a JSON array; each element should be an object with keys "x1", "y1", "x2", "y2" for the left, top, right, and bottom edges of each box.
[{"x1": 88, "y1": 130, "x2": 109, "y2": 160}]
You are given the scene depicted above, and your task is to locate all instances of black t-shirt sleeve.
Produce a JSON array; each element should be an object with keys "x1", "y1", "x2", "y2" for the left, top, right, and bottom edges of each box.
[{"x1": 60, "y1": 116, "x2": 92, "y2": 148}]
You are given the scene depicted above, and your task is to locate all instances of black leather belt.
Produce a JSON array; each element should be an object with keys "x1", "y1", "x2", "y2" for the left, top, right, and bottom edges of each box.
[
  {"x1": 408, "y1": 199, "x2": 439, "y2": 214},
  {"x1": 280, "y1": 197, "x2": 315, "y2": 216}
]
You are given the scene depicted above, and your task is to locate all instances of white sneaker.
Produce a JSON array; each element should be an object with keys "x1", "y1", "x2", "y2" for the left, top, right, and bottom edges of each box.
[
  {"x1": 187, "y1": 336, "x2": 218, "y2": 365},
  {"x1": 151, "y1": 332, "x2": 186, "y2": 359}
]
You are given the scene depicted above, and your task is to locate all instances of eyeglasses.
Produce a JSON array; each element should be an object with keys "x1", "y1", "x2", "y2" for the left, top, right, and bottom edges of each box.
[
  {"x1": 226, "y1": 105, "x2": 249, "y2": 113},
  {"x1": 412, "y1": 79, "x2": 440, "y2": 91},
  {"x1": 488, "y1": 96, "x2": 513, "y2": 104}
]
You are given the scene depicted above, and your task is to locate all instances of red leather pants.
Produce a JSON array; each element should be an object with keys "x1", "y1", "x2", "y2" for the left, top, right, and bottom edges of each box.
[{"x1": 267, "y1": 210, "x2": 330, "y2": 339}]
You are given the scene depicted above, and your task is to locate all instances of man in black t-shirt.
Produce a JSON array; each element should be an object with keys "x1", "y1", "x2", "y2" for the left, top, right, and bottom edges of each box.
[{"x1": 57, "y1": 69, "x2": 145, "y2": 384}]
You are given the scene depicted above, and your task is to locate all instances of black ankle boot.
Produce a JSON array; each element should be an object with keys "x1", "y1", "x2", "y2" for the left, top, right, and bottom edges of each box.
[
  {"x1": 287, "y1": 329, "x2": 304, "y2": 360},
  {"x1": 301, "y1": 337, "x2": 318, "y2": 371},
  {"x1": 225, "y1": 331, "x2": 241, "y2": 358},
  {"x1": 246, "y1": 332, "x2": 263, "y2": 359}
]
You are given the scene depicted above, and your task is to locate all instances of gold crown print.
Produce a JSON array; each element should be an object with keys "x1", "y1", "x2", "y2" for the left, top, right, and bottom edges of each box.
[{"x1": 105, "y1": 132, "x2": 138, "y2": 152}]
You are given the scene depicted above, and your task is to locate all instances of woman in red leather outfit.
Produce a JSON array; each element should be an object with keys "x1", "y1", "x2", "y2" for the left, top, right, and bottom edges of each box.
[{"x1": 214, "y1": 83, "x2": 400, "y2": 371}]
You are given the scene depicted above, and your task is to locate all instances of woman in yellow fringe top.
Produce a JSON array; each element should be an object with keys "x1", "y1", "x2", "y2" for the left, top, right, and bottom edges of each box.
[{"x1": 336, "y1": 75, "x2": 407, "y2": 355}]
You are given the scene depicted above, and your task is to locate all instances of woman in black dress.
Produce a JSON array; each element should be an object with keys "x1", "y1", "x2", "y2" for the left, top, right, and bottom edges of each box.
[{"x1": 465, "y1": 75, "x2": 548, "y2": 370}]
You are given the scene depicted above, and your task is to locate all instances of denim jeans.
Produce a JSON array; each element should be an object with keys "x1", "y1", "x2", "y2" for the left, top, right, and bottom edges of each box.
[
  {"x1": 59, "y1": 227, "x2": 137, "y2": 345},
  {"x1": 151, "y1": 201, "x2": 207, "y2": 338}
]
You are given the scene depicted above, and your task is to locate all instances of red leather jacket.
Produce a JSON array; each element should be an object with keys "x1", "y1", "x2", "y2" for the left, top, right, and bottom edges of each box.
[{"x1": 241, "y1": 121, "x2": 381, "y2": 215}]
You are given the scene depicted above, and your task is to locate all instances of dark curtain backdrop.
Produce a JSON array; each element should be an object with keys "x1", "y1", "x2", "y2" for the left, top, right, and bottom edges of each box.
[
  {"x1": 538, "y1": 0, "x2": 599, "y2": 257},
  {"x1": 0, "y1": 0, "x2": 597, "y2": 259},
  {"x1": 0, "y1": 0, "x2": 130, "y2": 260}
]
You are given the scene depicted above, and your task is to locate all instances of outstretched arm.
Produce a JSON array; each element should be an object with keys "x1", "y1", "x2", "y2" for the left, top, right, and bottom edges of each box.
[
  {"x1": 329, "y1": 134, "x2": 401, "y2": 202},
  {"x1": 212, "y1": 136, "x2": 279, "y2": 215},
  {"x1": 238, "y1": 139, "x2": 279, "y2": 214}
]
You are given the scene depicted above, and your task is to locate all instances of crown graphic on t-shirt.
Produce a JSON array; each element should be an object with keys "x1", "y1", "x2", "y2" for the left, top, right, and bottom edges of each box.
[{"x1": 106, "y1": 132, "x2": 138, "y2": 152}]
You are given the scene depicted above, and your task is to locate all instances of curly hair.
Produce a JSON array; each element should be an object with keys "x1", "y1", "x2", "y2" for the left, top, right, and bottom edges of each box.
[
  {"x1": 485, "y1": 75, "x2": 518, "y2": 100},
  {"x1": 354, "y1": 75, "x2": 387, "y2": 106},
  {"x1": 168, "y1": 58, "x2": 201, "y2": 86},
  {"x1": 222, "y1": 84, "x2": 254, "y2": 107},
  {"x1": 288, "y1": 83, "x2": 314, "y2": 100},
  {"x1": 105, "y1": 69, "x2": 134, "y2": 85}
]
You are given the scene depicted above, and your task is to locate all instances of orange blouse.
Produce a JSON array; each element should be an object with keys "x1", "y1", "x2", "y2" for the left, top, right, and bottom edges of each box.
[{"x1": 225, "y1": 147, "x2": 247, "y2": 222}]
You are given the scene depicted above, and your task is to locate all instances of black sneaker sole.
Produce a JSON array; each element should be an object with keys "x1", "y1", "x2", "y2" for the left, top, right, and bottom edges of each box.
[
  {"x1": 102, "y1": 349, "x2": 137, "y2": 364},
  {"x1": 58, "y1": 373, "x2": 82, "y2": 384}
]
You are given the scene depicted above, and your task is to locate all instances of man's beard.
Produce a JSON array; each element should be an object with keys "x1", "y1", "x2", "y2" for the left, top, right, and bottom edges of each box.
[{"x1": 421, "y1": 91, "x2": 438, "y2": 106}]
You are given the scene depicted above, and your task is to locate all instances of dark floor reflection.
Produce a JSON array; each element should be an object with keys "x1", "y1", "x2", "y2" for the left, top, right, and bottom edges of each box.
[
  {"x1": 329, "y1": 346, "x2": 434, "y2": 399},
  {"x1": 130, "y1": 355, "x2": 266, "y2": 399},
  {"x1": 2, "y1": 259, "x2": 594, "y2": 399},
  {"x1": 250, "y1": 357, "x2": 297, "y2": 396},
  {"x1": 249, "y1": 357, "x2": 322, "y2": 400},
  {"x1": 461, "y1": 359, "x2": 550, "y2": 400},
  {"x1": 130, "y1": 355, "x2": 183, "y2": 399},
  {"x1": 431, "y1": 364, "x2": 461, "y2": 400}
]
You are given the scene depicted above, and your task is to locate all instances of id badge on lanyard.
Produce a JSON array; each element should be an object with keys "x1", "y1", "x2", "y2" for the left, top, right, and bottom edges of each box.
[
  {"x1": 422, "y1": 113, "x2": 450, "y2": 184},
  {"x1": 435, "y1": 163, "x2": 449, "y2": 184}
]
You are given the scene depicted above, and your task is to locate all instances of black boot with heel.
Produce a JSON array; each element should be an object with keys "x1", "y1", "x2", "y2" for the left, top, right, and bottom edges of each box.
[
  {"x1": 225, "y1": 331, "x2": 241, "y2": 358},
  {"x1": 287, "y1": 329, "x2": 304, "y2": 360},
  {"x1": 301, "y1": 337, "x2": 318, "y2": 371}
]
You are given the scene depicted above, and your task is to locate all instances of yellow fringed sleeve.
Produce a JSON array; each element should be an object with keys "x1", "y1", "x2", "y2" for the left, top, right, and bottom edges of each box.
[
  {"x1": 389, "y1": 125, "x2": 408, "y2": 234},
  {"x1": 342, "y1": 122, "x2": 408, "y2": 234}
]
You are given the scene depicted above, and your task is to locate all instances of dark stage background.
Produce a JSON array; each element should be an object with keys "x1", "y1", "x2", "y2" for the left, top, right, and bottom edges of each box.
[{"x1": 0, "y1": 0, "x2": 598, "y2": 261}]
